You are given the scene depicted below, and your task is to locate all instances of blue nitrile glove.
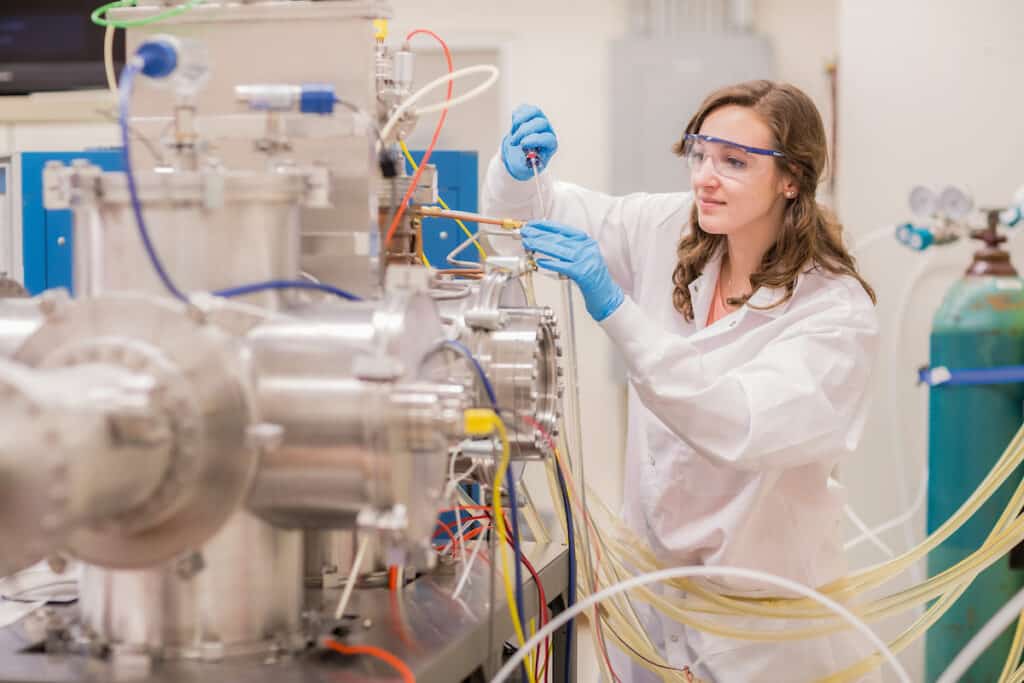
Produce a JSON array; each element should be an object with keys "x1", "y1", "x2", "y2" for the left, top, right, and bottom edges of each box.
[
  {"x1": 521, "y1": 221, "x2": 624, "y2": 322},
  {"x1": 501, "y1": 104, "x2": 559, "y2": 181}
]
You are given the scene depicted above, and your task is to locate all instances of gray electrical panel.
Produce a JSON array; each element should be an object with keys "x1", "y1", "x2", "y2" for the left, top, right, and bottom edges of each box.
[{"x1": 610, "y1": 33, "x2": 776, "y2": 195}]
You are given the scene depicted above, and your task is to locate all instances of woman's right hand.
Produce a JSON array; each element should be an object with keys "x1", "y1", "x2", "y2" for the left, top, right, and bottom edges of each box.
[{"x1": 501, "y1": 104, "x2": 558, "y2": 181}]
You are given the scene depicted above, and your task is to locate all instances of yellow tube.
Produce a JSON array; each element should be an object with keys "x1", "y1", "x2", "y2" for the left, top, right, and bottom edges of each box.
[
  {"x1": 490, "y1": 414, "x2": 537, "y2": 683},
  {"x1": 1001, "y1": 615, "x2": 1024, "y2": 682},
  {"x1": 399, "y1": 140, "x2": 488, "y2": 262}
]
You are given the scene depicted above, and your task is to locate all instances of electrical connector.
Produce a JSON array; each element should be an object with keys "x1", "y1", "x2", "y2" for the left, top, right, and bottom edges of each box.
[{"x1": 463, "y1": 408, "x2": 497, "y2": 436}]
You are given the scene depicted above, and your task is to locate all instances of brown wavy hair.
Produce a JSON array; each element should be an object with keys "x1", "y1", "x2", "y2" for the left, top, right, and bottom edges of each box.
[{"x1": 671, "y1": 80, "x2": 875, "y2": 320}]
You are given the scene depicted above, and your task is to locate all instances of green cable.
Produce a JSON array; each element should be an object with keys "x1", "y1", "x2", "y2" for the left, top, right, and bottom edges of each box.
[{"x1": 91, "y1": 0, "x2": 204, "y2": 29}]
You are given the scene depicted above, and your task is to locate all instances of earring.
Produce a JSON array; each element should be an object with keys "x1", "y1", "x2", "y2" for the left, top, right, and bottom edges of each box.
[{"x1": 786, "y1": 191, "x2": 796, "y2": 198}]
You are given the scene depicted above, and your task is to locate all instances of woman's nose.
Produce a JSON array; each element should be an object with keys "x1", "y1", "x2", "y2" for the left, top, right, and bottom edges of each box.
[{"x1": 691, "y1": 156, "x2": 720, "y2": 188}]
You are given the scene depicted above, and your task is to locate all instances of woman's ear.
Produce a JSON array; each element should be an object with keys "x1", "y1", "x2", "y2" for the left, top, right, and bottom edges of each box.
[{"x1": 780, "y1": 166, "x2": 800, "y2": 199}]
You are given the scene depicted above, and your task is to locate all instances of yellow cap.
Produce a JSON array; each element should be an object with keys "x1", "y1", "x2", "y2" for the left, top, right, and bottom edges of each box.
[
  {"x1": 373, "y1": 18, "x2": 388, "y2": 42},
  {"x1": 463, "y1": 408, "x2": 497, "y2": 436}
]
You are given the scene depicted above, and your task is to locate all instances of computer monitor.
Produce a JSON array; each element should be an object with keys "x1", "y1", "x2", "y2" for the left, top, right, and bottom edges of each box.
[{"x1": 0, "y1": 1, "x2": 125, "y2": 95}]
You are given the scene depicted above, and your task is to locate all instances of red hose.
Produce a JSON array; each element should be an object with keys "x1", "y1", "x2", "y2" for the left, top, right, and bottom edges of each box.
[{"x1": 384, "y1": 29, "x2": 453, "y2": 249}]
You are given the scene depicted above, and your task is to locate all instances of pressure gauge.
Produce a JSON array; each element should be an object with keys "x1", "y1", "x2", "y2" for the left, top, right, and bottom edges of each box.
[
  {"x1": 937, "y1": 185, "x2": 973, "y2": 220},
  {"x1": 908, "y1": 185, "x2": 937, "y2": 217}
]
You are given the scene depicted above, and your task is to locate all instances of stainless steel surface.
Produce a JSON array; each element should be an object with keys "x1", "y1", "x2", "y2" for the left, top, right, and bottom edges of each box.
[
  {"x1": 434, "y1": 272, "x2": 563, "y2": 460},
  {"x1": 245, "y1": 292, "x2": 467, "y2": 552},
  {"x1": 303, "y1": 529, "x2": 356, "y2": 588},
  {"x1": 0, "y1": 298, "x2": 44, "y2": 358},
  {"x1": 80, "y1": 512, "x2": 303, "y2": 659},
  {"x1": 55, "y1": 164, "x2": 310, "y2": 307},
  {"x1": 0, "y1": 360, "x2": 172, "y2": 577},
  {"x1": 14, "y1": 293, "x2": 255, "y2": 569},
  {"x1": 0, "y1": 6, "x2": 580, "y2": 682},
  {"x1": 0, "y1": 543, "x2": 571, "y2": 683},
  {"x1": 119, "y1": 1, "x2": 386, "y2": 299}
]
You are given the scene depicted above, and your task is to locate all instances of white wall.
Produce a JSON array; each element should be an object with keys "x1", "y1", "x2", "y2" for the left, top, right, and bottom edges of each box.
[
  {"x1": 389, "y1": 0, "x2": 633, "y2": 509},
  {"x1": 753, "y1": 0, "x2": 838, "y2": 197},
  {"x1": 838, "y1": 2, "x2": 1024, "y2": 682}
]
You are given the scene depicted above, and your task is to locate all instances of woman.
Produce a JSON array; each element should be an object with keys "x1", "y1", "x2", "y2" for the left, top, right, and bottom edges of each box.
[{"x1": 483, "y1": 81, "x2": 881, "y2": 682}]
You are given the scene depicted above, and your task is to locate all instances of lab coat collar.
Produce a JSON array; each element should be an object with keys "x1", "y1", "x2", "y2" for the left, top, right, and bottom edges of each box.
[
  {"x1": 746, "y1": 280, "x2": 797, "y2": 318},
  {"x1": 687, "y1": 248, "x2": 804, "y2": 327},
  {"x1": 687, "y1": 250, "x2": 722, "y2": 332}
]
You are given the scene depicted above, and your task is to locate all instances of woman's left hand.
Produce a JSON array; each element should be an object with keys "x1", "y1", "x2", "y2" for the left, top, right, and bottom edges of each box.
[{"x1": 520, "y1": 220, "x2": 624, "y2": 322}]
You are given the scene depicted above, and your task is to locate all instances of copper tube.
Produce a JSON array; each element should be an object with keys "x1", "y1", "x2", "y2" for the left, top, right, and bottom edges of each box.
[{"x1": 414, "y1": 206, "x2": 525, "y2": 231}]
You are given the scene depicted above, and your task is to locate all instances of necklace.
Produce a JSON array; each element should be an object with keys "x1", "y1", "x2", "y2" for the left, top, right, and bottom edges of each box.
[{"x1": 720, "y1": 259, "x2": 739, "y2": 309}]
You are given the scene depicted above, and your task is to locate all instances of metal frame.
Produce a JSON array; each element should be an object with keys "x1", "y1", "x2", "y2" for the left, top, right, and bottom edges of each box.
[
  {"x1": 0, "y1": 543, "x2": 573, "y2": 683},
  {"x1": 18, "y1": 150, "x2": 125, "y2": 295}
]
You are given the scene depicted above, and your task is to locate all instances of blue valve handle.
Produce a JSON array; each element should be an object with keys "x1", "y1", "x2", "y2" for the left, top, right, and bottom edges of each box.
[
  {"x1": 895, "y1": 222, "x2": 934, "y2": 251},
  {"x1": 1002, "y1": 205, "x2": 1023, "y2": 228}
]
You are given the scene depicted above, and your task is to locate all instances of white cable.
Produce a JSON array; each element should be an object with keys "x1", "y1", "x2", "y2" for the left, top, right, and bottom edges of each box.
[
  {"x1": 936, "y1": 584, "x2": 1024, "y2": 683},
  {"x1": 489, "y1": 565, "x2": 912, "y2": 683},
  {"x1": 852, "y1": 224, "x2": 898, "y2": 256},
  {"x1": 412, "y1": 65, "x2": 501, "y2": 116},
  {"x1": 843, "y1": 504, "x2": 896, "y2": 559},
  {"x1": 333, "y1": 535, "x2": 369, "y2": 620},
  {"x1": 378, "y1": 64, "x2": 500, "y2": 151},
  {"x1": 452, "y1": 523, "x2": 487, "y2": 600},
  {"x1": 104, "y1": 24, "x2": 118, "y2": 95},
  {"x1": 845, "y1": 469, "x2": 927, "y2": 554},
  {"x1": 843, "y1": 252, "x2": 938, "y2": 578}
]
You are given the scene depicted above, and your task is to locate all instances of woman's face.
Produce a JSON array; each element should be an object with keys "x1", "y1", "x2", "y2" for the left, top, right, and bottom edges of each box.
[{"x1": 689, "y1": 105, "x2": 796, "y2": 237}]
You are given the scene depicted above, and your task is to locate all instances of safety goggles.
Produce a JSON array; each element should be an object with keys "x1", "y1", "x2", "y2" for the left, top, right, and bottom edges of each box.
[{"x1": 681, "y1": 133, "x2": 786, "y2": 181}]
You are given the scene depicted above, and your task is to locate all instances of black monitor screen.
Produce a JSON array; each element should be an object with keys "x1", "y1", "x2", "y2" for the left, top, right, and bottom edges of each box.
[{"x1": 0, "y1": 2, "x2": 125, "y2": 94}]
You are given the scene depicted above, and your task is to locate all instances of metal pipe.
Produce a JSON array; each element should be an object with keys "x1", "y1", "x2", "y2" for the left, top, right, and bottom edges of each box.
[
  {"x1": 0, "y1": 299, "x2": 43, "y2": 359},
  {"x1": 414, "y1": 205, "x2": 525, "y2": 231},
  {"x1": 0, "y1": 360, "x2": 173, "y2": 577}
]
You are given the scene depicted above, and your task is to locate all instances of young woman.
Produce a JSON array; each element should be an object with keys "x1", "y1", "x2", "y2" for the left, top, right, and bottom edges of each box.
[{"x1": 483, "y1": 81, "x2": 881, "y2": 682}]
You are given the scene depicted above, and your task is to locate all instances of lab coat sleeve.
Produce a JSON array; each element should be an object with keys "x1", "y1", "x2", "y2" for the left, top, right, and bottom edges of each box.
[
  {"x1": 482, "y1": 152, "x2": 688, "y2": 297},
  {"x1": 599, "y1": 289, "x2": 880, "y2": 471}
]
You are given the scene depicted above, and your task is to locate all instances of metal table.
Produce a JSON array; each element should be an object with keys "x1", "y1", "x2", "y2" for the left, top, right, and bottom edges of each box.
[{"x1": 0, "y1": 542, "x2": 573, "y2": 683}]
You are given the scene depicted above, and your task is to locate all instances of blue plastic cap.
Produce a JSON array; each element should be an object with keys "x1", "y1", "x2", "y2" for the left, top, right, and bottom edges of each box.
[
  {"x1": 135, "y1": 39, "x2": 178, "y2": 79},
  {"x1": 300, "y1": 84, "x2": 336, "y2": 115},
  {"x1": 911, "y1": 227, "x2": 934, "y2": 251},
  {"x1": 1003, "y1": 206, "x2": 1023, "y2": 228},
  {"x1": 895, "y1": 222, "x2": 913, "y2": 243}
]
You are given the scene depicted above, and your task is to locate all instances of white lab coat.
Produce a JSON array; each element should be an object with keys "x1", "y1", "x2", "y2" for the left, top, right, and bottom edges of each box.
[{"x1": 482, "y1": 155, "x2": 882, "y2": 683}]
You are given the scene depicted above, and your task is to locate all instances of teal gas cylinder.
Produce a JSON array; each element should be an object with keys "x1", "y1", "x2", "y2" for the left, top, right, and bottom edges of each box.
[{"x1": 926, "y1": 225, "x2": 1024, "y2": 682}]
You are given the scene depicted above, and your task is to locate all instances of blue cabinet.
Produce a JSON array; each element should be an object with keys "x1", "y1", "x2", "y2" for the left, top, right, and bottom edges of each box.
[
  {"x1": 20, "y1": 149, "x2": 125, "y2": 295},
  {"x1": 19, "y1": 148, "x2": 476, "y2": 295},
  {"x1": 405, "y1": 150, "x2": 479, "y2": 267}
]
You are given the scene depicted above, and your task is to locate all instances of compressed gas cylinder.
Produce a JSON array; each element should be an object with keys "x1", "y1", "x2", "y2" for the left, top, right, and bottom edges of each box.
[{"x1": 926, "y1": 216, "x2": 1024, "y2": 682}]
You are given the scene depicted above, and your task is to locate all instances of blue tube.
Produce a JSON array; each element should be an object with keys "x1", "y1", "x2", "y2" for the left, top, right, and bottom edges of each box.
[
  {"x1": 919, "y1": 364, "x2": 1024, "y2": 387},
  {"x1": 118, "y1": 60, "x2": 189, "y2": 302},
  {"x1": 442, "y1": 340, "x2": 498, "y2": 406},
  {"x1": 555, "y1": 459, "x2": 575, "y2": 683},
  {"x1": 443, "y1": 341, "x2": 531, "y2": 676},
  {"x1": 213, "y1": 279, "x2": 361, "y2": 301},
  {"x1": 122, "y1": 57, "x2": 361, "y2": 307},
  {"x1": 504, "y1": 464, "x2": 528, "y2": 675}
]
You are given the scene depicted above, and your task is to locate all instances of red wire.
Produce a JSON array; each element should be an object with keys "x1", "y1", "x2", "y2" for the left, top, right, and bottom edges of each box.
[
  {"x1": 442, "y1": 504, "x2": 492, "y2": 513},
  {"x1": 522, "y1": 415, "x2": 621, "y2": 683},
  {"x1": 387, "y1": 565, "x2": 399, "y2": 592},
  {"x1": 445, "y1": 525, "x2": 487, "y2": 555},
  {"x1": 323, "y1": 638, "x2": 416, "y2": 683},
  {"x1": 432, "y1": 518, "x2": 459, "y2": 542},
  {"x1": 384, "y1": 28, "x2": 453, "y2": 249},
  {"x1": 501, "y1": 522, "x2": 551, "y2": 683},
  {"x1": 512, "y1": 532, "x2": 552, "y2": 683},
  {"x1": 432, "y1": 514, "x2": 489, "y2": 540}
]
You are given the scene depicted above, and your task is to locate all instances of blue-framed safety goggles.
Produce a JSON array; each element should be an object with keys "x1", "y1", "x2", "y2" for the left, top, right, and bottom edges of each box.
[{"x1": 682, "y1": 133, "x2": 786, "y2": 181}]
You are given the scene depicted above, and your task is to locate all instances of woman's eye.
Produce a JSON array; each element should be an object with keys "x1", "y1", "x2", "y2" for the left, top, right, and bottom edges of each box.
[
  {"x1": 725, "y1": 156, "x2": 747, "y2": 169},
  {"x1": 690, "y1": 151, "x2": 706, "y2": 163}
]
